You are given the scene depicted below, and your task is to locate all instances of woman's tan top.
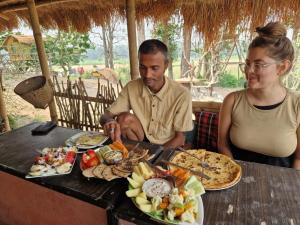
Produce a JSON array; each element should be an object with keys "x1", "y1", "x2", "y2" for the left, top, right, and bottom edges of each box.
[{"x1": 230, "y1": 89, "x2": 300, "y2": 157}]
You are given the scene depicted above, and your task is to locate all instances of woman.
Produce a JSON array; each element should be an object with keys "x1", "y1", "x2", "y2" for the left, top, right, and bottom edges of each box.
[{"x1": 218, "y1": 22, "x2": 300, "y2": 169}]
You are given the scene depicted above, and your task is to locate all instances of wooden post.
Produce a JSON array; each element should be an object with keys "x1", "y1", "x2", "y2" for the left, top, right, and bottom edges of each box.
[
  {"x1": 0, "y1": 71, "x2": 11, "y2": 132},
  {"x1": 26, "y1": 0, "x2": 58, "y2": 123},
  {"x1": 126, "y1": 0, "x2": 139, "y2": 80}
]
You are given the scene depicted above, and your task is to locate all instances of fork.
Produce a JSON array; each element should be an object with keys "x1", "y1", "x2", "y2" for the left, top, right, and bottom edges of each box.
[
  {"x1": 141, "y1": 159, "x2": 176, "y2": 187},
  {"x1": 175, "y1": 146, "x2": 211, "y2": 169}
]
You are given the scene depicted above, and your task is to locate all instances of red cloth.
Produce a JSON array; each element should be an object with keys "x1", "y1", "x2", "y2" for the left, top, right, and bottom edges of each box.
[{"x1": 194, "y1": 111, "x2": 219, "y2": 152}]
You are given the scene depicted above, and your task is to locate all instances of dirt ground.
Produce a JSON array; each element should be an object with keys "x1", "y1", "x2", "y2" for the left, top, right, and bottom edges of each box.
[{"x1": 2, "y1": 75, "x2": 237, "y2": 129}]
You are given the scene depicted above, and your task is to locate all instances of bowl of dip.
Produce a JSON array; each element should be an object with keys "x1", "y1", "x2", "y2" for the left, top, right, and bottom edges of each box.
[{"x1": 142, "y1": 178, "x2": 172, "y2": 198}]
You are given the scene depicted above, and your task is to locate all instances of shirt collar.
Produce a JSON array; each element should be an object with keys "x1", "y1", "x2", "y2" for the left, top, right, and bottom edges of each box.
[{"x1": 141, "y1": 76, "x2": 169, "y2": 101}]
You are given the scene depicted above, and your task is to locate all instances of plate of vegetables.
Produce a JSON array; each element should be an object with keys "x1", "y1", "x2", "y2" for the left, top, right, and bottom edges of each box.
[{"x1": 126, "y1": 162, "x2": 205, "y2": 225}]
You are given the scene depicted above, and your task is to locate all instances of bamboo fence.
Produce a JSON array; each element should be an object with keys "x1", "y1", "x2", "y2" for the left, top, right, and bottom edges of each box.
[{"x1": 53, "y1": 76, "x2": 122, "y2": 131}]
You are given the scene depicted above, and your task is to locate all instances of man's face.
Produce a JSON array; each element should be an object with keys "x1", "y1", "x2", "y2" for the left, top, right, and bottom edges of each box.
[{"x1": 139, "y1": 51, "x2": 168, "y2": 93}]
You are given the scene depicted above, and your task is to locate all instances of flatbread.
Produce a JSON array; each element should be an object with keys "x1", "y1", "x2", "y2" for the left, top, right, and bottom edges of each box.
[
  {"x1": 171, "y1": 149, "x2": 206, "y2": 169},
  {"x1": 170, "y1": 149, "x2": 242, "y2": 190},
  {"x1": 114, "y1": 159, "x2": 137, "y2": 172},
  {"x1": 92, "y1": 164, "x2": 107, "y2": 179},
  {"x1": 82, "y1": 166, "x2": 96, "y2": 178},
  {"x1": 102, "y1": 166, "x2": 120, "y2": 181},
  {"x1": 76, "y1": 134, "x2": 105, "y2": 146},
  {"x1": 112, "y1": 166, "x2": 131, "y2": 178},
  {"x1": 201, "y1": 151, "x2": 241, "y2": 189},
  {"x1": 128, "y1": 148, "x2": 149, "y2": 162}
]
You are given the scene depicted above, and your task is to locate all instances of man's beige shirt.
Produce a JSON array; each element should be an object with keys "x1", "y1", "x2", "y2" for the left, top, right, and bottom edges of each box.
[{"x1": 107, "y1": 77, "x2": 193, "y2": 144}]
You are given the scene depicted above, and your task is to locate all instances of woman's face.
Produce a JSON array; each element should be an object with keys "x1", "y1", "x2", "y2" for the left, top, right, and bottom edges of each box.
[{"x1": 245, "y1": 47, "x2": 281, "y2": 89}]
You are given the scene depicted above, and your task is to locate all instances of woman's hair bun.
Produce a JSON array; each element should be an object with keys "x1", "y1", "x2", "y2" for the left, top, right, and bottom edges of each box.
[{"x1": 255, "y1": 22, "x2": 287, "y2": 41}]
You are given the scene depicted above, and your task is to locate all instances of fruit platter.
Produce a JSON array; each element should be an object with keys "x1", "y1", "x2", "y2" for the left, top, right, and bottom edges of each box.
[
  {"x1": 80, "y1": 141, "x2": 153, "y2": 181},
  {"x1": 26, "y1": 146, "x2": 77, "y2": 178},
  {"x1": 126, "y1": 162, "x2": 205, "y2": 225}
]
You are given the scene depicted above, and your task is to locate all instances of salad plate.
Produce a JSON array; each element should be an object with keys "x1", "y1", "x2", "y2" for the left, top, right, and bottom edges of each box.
[
  {"x1": 126, "y1": 162, "x2": 205, "y2": 225},
  {"x1": 132, "y1": 193, "x2": 204, "y2": 225}
]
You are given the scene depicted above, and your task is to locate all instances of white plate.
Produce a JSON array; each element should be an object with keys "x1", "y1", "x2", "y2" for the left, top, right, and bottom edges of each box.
[
  {"x1": 26, "y1": 147, "x2": 77, "y2": 179},
  {"x1": 65, "y1": 131, "x2": 108, "y2": 151},
  {"x1": 132, "y1": 192, "x2": 204, "y2": 225}
]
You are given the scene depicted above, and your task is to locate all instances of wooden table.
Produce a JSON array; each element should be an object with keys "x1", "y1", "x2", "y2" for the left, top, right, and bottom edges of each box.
[
  {"x1": 0, "y1": 123, "x2": 162, "y2": 225},
  {"x1": 114, "y1": 150, "x2": 300, "y2": 225},
  {"x1": 0, "y1": 123, "x2": 116, "y2": 225},
  {"x1": 2, "y1": 124, "x2": 299, "y2": 225}
]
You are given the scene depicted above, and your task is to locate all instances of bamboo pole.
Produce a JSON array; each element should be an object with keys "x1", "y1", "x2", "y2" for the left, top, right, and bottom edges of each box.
[
  {"x1": 126, "y1": 0, "x2": 139, "y2": 80},
  {"x1": 26, "y1": 0, "x2": 58, "y2": 123},
  {"x1": 0, "y1": 73, "x2": 10, "y2": 132}
]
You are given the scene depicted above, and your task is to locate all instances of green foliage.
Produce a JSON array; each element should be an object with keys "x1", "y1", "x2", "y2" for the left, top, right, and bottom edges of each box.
[
  {"x1": 116, "y1": 66, "x2": 130, "y2": 85},
  {"x1": 0, "y1": 31, "x2": 13, "y2": 48},
  {"x1": 80, "y1": 71, "x2": 93, "y2": 79},
  {"x1": 153, "y1": 21, "x2": 181, "y2": 60},
  {"x1": 44, "y1": 31, "x2": 94, "y2": 76},
  {"x1": 219, "y1": 72, "x2": 246, "y2": 88}
]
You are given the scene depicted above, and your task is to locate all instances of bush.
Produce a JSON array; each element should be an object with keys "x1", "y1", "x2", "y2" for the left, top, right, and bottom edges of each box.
[
  {"x1": 219, "y1": 72, "x2": 246, "y2": 88},
  {"x1": 80, "y1": 71, "x2": 93, "y2": 79},
  {"x1": 116, "y1": 67, "x2": 130, "y2": 85}
]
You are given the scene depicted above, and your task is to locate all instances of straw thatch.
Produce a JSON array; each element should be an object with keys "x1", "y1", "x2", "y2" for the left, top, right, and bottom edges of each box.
[{"x1": 1, "y1": 0, "x2": 300, "y2": 46}]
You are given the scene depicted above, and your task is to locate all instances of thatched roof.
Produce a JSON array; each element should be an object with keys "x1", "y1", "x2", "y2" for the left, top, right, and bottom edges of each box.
[
  {"x1": 2, "y1": 34, "x2": 34, "y2": 46},
  {"x1": 1, "y1": 0, "x2": 300, "y2": 45}
]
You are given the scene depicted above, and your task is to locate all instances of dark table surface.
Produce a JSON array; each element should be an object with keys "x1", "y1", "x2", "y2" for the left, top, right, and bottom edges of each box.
[
  {"x1": 113, "y1": 150, "x2": 300, "y2": 225},
  {"x1": 0, "y1": 122, "x2": 162, "y2": 210}
]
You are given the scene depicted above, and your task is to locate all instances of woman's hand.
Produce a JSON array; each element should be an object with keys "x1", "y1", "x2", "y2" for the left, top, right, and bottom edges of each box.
[{"x1": 292, "y1": 158, "x2": 300, "y2": 170}]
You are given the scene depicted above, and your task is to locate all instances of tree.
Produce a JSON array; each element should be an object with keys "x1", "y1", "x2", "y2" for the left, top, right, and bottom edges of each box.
[
  {"x1": 44, "y1": 31, "x2": 94, "y2": 76},
  {"x1": 153, "y1": 18, "x2": 181, "y2": 79},
  {"x1": 91, "y1": 15, "x2": 122, "y2": 70},
  {"x1": 180, "y1": 22, "x2": 192, "y2": 78},
  {"x1": 0, "y1": 31, "x2": 13, "y2": 48},
  {"x1": 137, "y1": 19, "x2": 145, "y2": 46}
]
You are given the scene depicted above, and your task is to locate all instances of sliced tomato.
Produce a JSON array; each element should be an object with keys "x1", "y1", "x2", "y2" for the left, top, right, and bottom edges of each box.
[
  {"x1": 82, "y1": 153, "x2": 91, "y2": 163},
  {"x1": 86, "y1": 149, "x2": 97, "y2": 158},
  {"x1": 66, "y1": 151, "x2": 76, "y2": 158},
  {"x1": 80, "y1": 160, "x2": 88, "y2": 170},
  {"x1": 86, "y1": 157, "x2": 99, "y2": 168},
  {"x1": 65, "y1": 152, "x2": 75, "y2": 163},
  {"x1": 81, "y1": 150, "x2": 100, "y2": 169}
]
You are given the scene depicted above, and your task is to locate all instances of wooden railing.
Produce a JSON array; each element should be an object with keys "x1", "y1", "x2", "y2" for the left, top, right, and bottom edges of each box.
[
  {"x1": 192, "y1": 100, "x2": 222, "y2": 113},
  {"x1": 52, "y1": 76, "x2": 122, "y2": 131}
]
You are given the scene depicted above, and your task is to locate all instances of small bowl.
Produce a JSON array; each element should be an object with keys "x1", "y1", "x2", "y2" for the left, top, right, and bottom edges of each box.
[{"x1": 142, "y1": 178, "x2": 172, "y2": 198}]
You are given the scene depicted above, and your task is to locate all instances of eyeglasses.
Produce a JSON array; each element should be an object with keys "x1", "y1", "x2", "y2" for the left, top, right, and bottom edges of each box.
[{"x1": 239, "y1": 62, "x2": 279, "y2": 73}]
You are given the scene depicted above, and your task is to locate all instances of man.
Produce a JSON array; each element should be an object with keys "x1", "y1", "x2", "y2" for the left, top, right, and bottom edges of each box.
[{"x1": 100, "y1": 39, "x2": 193, "y2": 148}]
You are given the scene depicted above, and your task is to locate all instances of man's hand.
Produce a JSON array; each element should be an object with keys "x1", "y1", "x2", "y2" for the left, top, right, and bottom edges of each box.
[{"x1": 103, "y1": 120, "x2": 122, "y2": 142}]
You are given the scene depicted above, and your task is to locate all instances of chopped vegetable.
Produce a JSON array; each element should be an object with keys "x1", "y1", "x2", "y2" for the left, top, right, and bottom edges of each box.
[{"x1": 109, "y1": 141, "x2": 128, "y2": 158}]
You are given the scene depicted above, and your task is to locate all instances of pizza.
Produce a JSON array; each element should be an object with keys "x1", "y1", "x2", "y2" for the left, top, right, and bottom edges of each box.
[{"x1": 170, "y1": 149, "x2": 241, "y2": 190}]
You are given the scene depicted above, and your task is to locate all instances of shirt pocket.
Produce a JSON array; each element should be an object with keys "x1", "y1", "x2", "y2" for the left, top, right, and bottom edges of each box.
[{"x1": 155, "y1": 121, "x2": 171, "y2": 139}]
